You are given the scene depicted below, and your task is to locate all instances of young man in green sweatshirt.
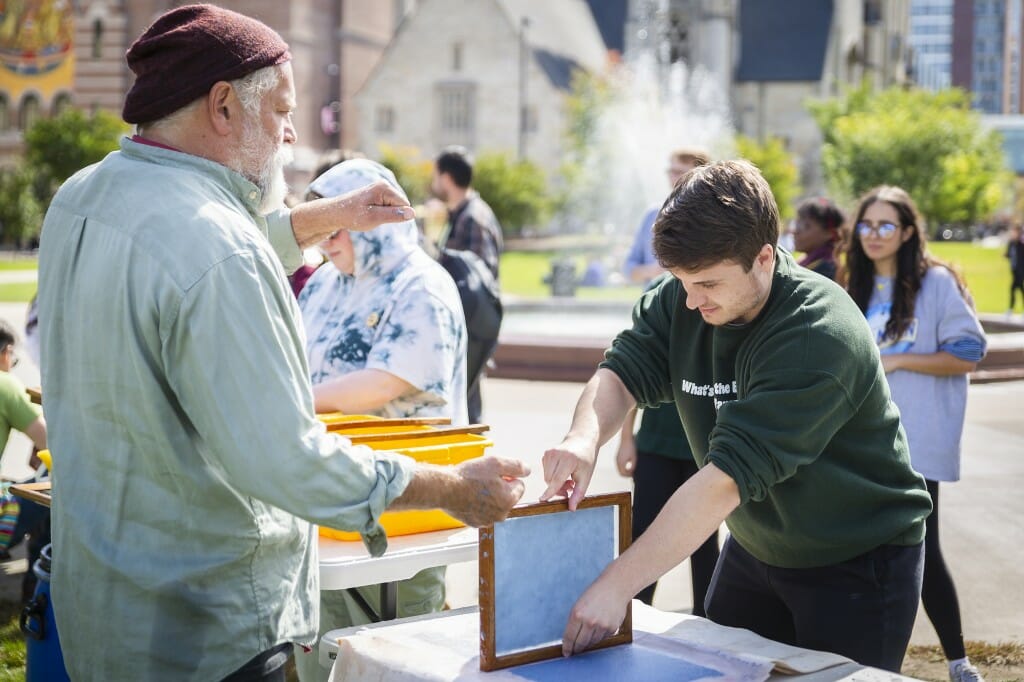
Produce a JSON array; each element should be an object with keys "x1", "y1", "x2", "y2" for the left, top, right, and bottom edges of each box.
[{"x1": 540, "y1": 160, "x2": 932, "y2": 672}]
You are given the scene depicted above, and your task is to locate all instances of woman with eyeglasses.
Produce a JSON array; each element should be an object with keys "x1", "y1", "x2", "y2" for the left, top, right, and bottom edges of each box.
[{"x1": 842, "y1": 186, "x2": 987, "y2": 682}]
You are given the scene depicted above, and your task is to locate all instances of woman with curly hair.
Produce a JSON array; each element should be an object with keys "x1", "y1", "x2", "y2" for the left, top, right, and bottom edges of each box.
[{"x1": 843, "y1": 186, "x2": 987, "y2": 682}]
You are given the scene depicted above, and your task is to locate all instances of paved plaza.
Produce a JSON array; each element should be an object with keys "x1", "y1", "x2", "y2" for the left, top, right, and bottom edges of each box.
[{"x1": 0, "y1": 300, "x2": 1020, "y2": 648}]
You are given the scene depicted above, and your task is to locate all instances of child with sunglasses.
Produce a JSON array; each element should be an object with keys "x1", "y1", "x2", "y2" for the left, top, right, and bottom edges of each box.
[{"x1": 842, "y1": 186, "x2": 987, "y2": 682}]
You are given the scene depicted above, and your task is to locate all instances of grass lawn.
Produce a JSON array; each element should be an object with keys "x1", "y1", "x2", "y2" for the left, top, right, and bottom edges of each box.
[
  {"x1": 0, "y1": 599, "x2": 25, "y2": 681},
  {"x1": 0, "y1": 243, "x2": 1010, "y2": 310},
  {"x1": 500, "y1": 241, "x2": 1014, "y2": 314},
  {"x1": 930, "y1": 241, "x2": 1010, "y2": 314},
  {"x1": 500, "y1": 251, "x2": 645, "y2": 302},
  {"x1": 0, "y1": 259, "x2": 37, "y2": 272},
  {"x1": 0, "y1": 283, "x2": 37, "y2": 304}
]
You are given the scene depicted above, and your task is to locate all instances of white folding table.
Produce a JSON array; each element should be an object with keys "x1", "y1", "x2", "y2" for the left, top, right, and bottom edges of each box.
[{"x1": 317, "y1": 526, "x2": 478, "y2": 621}]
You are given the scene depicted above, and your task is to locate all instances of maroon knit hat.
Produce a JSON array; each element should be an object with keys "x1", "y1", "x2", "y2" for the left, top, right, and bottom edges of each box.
[{"x1": 122, "y1": 4, "x2": 291, "y2": 124}]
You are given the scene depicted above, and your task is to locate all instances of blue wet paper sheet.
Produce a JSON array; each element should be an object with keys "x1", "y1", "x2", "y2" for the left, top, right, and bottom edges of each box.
[
  {"x1": 493, "y1": 506, "x2": 615, "y2": 654},
  {"x1": 513, "y1": 644, "x2": 725, "y2": 681}
]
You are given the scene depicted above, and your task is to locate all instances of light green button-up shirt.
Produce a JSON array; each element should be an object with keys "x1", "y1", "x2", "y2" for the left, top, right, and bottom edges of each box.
[{"x1": 37, "y1": 138, "x2": 415, "y2": 681}]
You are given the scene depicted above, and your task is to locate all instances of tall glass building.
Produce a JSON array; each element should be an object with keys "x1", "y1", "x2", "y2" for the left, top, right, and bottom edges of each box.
[{"x1": 909, "y1": 0, "x2": 954, "y2": 91}]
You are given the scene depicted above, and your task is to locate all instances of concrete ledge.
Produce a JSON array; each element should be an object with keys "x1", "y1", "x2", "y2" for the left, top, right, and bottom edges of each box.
[
  {"x1": 492, "y1": 316, "x2": 1024, "y2": 384},
  {"x1": 491, "y1": 335, "x2": 607, "y2": 383}
]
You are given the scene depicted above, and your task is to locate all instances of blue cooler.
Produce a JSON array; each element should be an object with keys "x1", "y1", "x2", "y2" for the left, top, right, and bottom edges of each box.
[{"x1": 20, "y1": 544, "x2": 70, "y2": 681}]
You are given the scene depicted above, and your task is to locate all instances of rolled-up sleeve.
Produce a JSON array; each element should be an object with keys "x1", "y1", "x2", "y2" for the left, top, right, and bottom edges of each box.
[
  {"x1": 707, "y1": 369, "x2": 857, "y2": 504},
  {"x1": 263, "y1": 209, "x2": 303, "y2": 275},
  {"x1": 162, "y1": 250, "x2": 414, "y2": 555},
  {"x1": 935, "y1": 272, "x2": 987, "y2": 362}
]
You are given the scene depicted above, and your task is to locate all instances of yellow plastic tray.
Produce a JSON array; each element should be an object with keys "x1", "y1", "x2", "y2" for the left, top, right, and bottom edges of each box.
[
  {"x1": 317, "y1": 412, "x2": 375, "y2": 426},
  {"x1": 319, "y1": 433, "x2": 493, "y2": 541}
]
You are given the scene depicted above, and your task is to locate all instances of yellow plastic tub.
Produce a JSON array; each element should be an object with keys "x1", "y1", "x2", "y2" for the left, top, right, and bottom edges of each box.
[
  {"x1": 319, "y1": 433, "x2": 493, "y2": 541},
  {"x1": 317, "y1": 412, "x2": 377, "y2": 427}
]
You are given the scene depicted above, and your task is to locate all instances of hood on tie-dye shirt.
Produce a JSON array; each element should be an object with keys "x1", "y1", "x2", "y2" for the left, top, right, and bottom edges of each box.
[{"x1": 307, "y1": 159, "x2": 420, "y2": 279}]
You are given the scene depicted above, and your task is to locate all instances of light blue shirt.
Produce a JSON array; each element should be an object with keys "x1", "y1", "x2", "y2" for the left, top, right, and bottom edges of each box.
[
  {"x1": 622, "y1": 205, "x2": 660, "y2": 279},
  {"x1": 37, "y1": 138, "x2": 416, "y2": 681},
  {"x1": 866, "y1": 267, "x2": 987, "y2": 481}
]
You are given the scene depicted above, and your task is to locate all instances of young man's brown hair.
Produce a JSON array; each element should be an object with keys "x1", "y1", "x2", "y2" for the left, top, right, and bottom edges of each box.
[{"x1": 653, "y1": 160, "x2": 780, "y2": 272}]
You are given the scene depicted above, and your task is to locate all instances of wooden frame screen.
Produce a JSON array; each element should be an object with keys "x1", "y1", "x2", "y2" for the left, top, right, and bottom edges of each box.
[{"x1": 478, "y1": 492, "x2": 632, "y2": 671}]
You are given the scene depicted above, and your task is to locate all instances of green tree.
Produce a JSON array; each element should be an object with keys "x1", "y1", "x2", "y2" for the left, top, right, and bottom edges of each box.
[
  {"x1": 563, "y1": 70, "x2": 614, "y2": 160},
  {"x1": 472, "y1": 151, "x2": 550, "y2": 236},
  {"x1": 376, "y1": 143, "x2": 434, "y2": 205},
  {"x1": 0, "y1": 164, "x2": 44, "y2": 247},
  {"x1": 24, "y1": 108, "x2": 129, "y2": 201},
  {"x1": 808, "y1": 84, "x2": 1010, "y2": 229},
  {"x1": 735, "y1": 135, "x2": 802, "y2": 220}
]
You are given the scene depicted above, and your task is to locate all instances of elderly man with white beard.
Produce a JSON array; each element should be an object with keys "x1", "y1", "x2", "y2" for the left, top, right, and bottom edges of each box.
[{"x1": 35, "y1": 6, "x2": 529, "y2": 681}]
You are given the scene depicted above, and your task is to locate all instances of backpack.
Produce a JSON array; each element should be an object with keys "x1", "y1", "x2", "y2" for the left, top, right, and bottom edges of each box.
[{"x1": 437, "y1": 247, "x2": 503, "y2": 386}]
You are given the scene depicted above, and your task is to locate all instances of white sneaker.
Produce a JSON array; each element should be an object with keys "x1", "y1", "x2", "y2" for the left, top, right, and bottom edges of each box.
[{"x1": 949, "y1": 660, "x2": 984, "y2": 682}]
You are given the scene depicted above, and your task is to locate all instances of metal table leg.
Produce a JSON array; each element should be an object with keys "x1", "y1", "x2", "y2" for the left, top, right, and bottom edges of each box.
[{"x1": 345, "y1": 582, "x2": 399, "y2": 623}]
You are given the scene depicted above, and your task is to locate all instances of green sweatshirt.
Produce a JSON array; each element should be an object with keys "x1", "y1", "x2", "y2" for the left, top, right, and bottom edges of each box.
[{"x1": 601, "y1": 250, "x2": 931, "y2": 568}]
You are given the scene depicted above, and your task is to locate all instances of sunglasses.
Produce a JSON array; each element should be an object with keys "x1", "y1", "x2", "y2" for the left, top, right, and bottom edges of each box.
[{"x1": 856, "y1": 221, "x2": 900, "y2": 239}]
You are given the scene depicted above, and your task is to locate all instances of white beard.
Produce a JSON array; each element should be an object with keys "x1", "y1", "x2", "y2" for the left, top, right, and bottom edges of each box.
[
  {"x1": 255, "y1": 143, "x2": 293, "y2": 215},
  {"x1": 234, "y1": 116, "x2": 293, "y2": 215}
]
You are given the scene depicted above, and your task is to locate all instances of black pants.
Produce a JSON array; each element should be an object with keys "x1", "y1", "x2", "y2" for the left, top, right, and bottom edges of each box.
[
  {"x1": 222, "y1": 643, "x2": 291, "y2": 681},
  {"x1": 467, "y1": 373, "x2": 483, "y2": 424},
  {"x1": 705, "y1": 537, "x2": 924, "y2": 672},
  {"x1": 921, "y1": 479, "x2": 967, "y2": 661},
  {"x1": 632, "y1": 451, "x2": 720, "y2": 617},
  {"x1": 1011, "y1": 277, "x2": 1024, "y2": 311}
]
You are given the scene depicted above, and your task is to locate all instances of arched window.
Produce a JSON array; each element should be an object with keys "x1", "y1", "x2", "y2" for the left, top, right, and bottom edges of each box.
[
  {"x1": 20, "y1": 94, "x2": 42, "y2": 131},
  {"x1": 53, "y1": 93, "x2": 73, "y2": 116}
]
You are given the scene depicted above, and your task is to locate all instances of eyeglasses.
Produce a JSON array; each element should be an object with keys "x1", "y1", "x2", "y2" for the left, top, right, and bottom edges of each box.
[{"x1": 856, "y1": 221, "x2": 900, "y2": 239}]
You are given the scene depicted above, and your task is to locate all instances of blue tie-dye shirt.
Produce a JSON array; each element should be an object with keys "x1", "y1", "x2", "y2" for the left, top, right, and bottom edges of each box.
[{"x1": 299, "y1": 217, "x2": 468, "y2": 425}]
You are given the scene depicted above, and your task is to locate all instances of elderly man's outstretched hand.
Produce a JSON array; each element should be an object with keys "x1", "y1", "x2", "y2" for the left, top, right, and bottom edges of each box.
[
  {"x1": 445, "y1": 456, "x2": 530, "y2": 527},
  {"x1": 341, "y1": 180, "x2": 416, "y2": 231},
  {"x1": 291, "y1": 180, "x2": 415, "y2": 247}
]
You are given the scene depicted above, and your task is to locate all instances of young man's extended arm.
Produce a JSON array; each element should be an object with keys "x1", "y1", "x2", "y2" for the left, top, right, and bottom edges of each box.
[
  {"x1": 540, "y1": 368, "x2": 637, "y2": 510},
  {"x1": 561, "y1": 463, "x2": 739, "y2": 655}
]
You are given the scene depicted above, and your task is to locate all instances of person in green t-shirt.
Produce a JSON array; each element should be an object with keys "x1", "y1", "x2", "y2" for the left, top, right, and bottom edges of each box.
[
  {"x1": 540, "y1": 161, "x2": 931, "y2": 672},
  {"x1": 0, "y1": 319, "x2": 46, "y2": 460},
  {"x1": 0, "y1": 318, "x2": 48, "y2": 593}
]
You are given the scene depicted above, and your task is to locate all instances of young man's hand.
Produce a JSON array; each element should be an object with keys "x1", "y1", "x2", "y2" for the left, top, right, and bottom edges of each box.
[{"x1": 539, "y1": 435, "x2": 598, "y2": 511}]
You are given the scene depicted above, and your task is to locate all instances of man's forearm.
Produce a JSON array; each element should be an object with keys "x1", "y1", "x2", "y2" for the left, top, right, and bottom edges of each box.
[
  {"x1": 566, "y1": 368, "x2": 637, "y2": 448},
  {"x1": 389, "y1": 463, "x2": 459, "y2": 511},
  {"x1": 290, "y1": 181, "x2": 415, "y2": 248},
  {"x1": 312, "y1": 369, "x2": 414, "y2": 414},
  {"x1": 600, "y1": 463, "x2": 739, "y2": 598}
]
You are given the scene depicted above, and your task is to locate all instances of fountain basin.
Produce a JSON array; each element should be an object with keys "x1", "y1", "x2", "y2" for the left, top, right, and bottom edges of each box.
[{"x1": 491, "y1": 300, "x2": 1024, "y2": 384}]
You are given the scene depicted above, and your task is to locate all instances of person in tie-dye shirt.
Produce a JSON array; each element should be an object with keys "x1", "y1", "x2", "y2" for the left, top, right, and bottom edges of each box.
[{"x1": 294, "y1": 159, "x2": 467, "y2": 682}]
